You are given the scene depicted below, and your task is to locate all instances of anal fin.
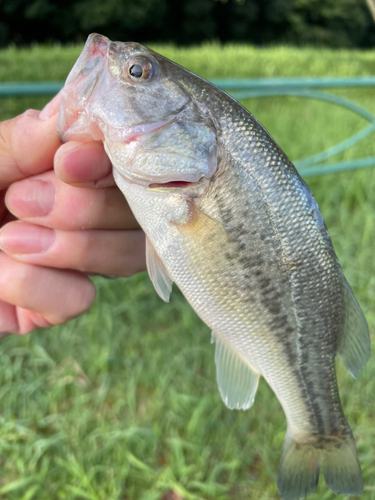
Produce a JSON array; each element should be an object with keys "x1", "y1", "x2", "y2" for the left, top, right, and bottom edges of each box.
[
  {"x1": 338, "y1": 278, "x2": 370, "y2": 378},
  {"x1": 213, "y1": 332, "x2": 259, "y2": 410},
  {"x1": 146, "y1": 236, "x2": 173, "y2": 302}
]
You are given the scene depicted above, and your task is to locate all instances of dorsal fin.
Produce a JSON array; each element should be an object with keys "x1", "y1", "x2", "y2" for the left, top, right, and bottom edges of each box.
[
  {"x1": 337, "y1": 278, "x2": 370, "y2": 378},
  {"x1": 213, "y1": 332, "x2": 260, "y2": 410},
  {"x1": 146, "y1": 236, "x2": 173, "y2": 302}
]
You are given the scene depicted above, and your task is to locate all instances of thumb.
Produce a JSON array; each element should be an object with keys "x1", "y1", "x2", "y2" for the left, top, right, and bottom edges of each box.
[{"x1": 0, "y1": 92, "x2": 62, "y2": 191}]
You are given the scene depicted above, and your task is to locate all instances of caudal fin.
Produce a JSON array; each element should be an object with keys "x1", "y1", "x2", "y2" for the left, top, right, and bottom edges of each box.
[
  {"x1": 277, "y1": 431, "x2": 363, "y2": 500},
  {"x1": 322, "y1": 431, "x2": 363, "y2": 496},
  {"x1": 277, "y1": 435, "x2": 320, "y2": 500}
]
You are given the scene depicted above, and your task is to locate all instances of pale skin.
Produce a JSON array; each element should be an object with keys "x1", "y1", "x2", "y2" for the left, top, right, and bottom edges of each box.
[{"x1": 0, "y1": 93, "x2": 146, "y2": 337}]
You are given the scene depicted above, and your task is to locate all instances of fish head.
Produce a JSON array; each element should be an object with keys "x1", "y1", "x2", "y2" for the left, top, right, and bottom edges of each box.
[{"x1": 58, "y1": 33, "x2": 218, "y2": 188}]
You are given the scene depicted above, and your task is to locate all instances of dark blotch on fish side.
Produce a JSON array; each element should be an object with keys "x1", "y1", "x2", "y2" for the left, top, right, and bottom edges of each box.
[
  {"x1": 267, "y1": 303, "x2": 282, "y2": 316},
  {"x1": 238, "y1": 255, "x2": 256, "y2": 268},
  {"x1": 272, "y1": 314, "x2": 290, "y2": 330},
  {"x1": 258, "y1": 277, "x2": 271, "y2": 289}
]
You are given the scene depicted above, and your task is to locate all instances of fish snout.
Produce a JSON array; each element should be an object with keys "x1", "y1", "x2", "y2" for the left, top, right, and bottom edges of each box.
[
  {"x1": 57, "y1": 34, "x2": 112, "y2": 142},
  {"x1": 65, "y1": 33, "x2": 109, "y2": 87}
]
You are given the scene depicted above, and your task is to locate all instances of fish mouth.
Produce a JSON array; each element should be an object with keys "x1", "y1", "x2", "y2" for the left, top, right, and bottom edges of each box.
[
  {"x1": 148, "y1": 180, "x2": 196, "y2": 189},
  {"x1": 113, "y1": 163, "x2": 203, "y2": 189}
]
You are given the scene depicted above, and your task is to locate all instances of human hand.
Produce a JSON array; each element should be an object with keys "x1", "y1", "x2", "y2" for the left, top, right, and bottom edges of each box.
[{"x1": 0, "y1": 95, "x2": 146, "y2": 336}]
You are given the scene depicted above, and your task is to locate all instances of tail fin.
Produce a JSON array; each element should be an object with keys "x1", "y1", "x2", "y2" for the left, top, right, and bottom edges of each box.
[
  {"x1": 277, "y1": 431, "x2": 363, "y2": 500},
  {"x1": 277, "y1": 434, "x2": 319, "y2": 500},
  {"x1": 322, "y1": 431, "x2": 363, "y2": 496}
]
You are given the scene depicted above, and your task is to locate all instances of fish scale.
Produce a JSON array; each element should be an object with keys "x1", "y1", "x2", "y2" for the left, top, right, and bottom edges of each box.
[
  {"x1": 58, "y1": 34, "x2": 370, "y2": 500},
  {"x1": 201, "y1": 152, "x2": 322, "y2": 433},
  {"x1": 213, "y1": 102, "x2": 347, "y2": 432}
]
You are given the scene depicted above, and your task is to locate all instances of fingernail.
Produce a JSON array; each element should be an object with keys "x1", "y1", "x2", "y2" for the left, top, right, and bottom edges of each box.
[
  {"x1": 0, "y1": 223, "x2": 55, "y2": 254},
  {"x1": 39, "y1": 92, "x2": 61, "y2": 121},
  {"x1": 54, "y1": 142, "x2": 80, "y2": 166},
  {"x1": 7, "y1": 180, "x2": 56, "y2": 217}
]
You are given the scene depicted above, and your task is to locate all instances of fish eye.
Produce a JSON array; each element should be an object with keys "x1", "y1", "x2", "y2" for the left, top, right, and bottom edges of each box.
[
  {"x1": 124, "y1": 56, "x2": 156, "y2": 82},
  {"x1": 129, "y1": 64, "x2": 143, "y2": 78}
]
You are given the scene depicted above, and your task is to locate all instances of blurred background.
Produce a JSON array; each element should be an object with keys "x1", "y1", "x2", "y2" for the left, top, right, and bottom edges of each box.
[
  {"x1": 1, "y1": 1, "x2": 375, "y2": 500},
  {"x1": 1, "y1": 0, "x2": 375, "y2": 48}
]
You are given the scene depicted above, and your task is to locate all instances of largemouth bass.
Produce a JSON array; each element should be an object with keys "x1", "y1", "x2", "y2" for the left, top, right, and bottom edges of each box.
[{"x1": 58, "y1": 34, "x2": 370, "y2": 500}]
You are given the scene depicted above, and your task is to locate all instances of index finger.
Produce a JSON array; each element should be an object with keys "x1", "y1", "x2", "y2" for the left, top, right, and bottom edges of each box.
[{"x1": 0, "y1": 93, "x2": 62, "y2": 190}]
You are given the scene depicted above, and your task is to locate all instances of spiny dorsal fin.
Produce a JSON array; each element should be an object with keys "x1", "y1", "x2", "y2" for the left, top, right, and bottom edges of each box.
[
  {"x1": 146, "y1": 236, "x2": 173, "y2": 302},
  {"x1": 337, "y1": 278, "x2": 370, "y2": 378},
  {"x1": 213, "y1": 332, "x2": 260, "y2": 410}
]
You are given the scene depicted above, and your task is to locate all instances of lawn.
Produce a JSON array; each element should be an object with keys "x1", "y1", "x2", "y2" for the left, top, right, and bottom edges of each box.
[{"x1": 0, "y1": 43, "x2": 375, "y2": 500}]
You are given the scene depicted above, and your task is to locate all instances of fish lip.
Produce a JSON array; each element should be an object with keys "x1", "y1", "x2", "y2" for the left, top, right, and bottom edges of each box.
[
  {"x1": 61, "y1": 101, "x2": 183, "y2": 144},
  {"x1": 117, "y1": 105, "x2": 187, "y2": 143},
  {"x1": 119, "y1": 113, "x2": 180, "y2": 144},
  {"x1": 59, "y1": 113, "x2": 174, "y2": 144}
]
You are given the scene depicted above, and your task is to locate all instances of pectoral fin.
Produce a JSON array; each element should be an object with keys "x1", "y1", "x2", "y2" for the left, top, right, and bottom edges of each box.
[
  {"x1": 213, "y1": 332, "x2": 260, "y2": 410},
  {"x1": 146, "y1": 236, "x2": 173, "y2": 302}
]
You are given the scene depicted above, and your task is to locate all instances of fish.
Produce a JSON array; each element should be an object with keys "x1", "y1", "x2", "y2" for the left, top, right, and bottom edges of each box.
[{"x1": 57, "y1": 33, "x2": 370, "y2": 500}]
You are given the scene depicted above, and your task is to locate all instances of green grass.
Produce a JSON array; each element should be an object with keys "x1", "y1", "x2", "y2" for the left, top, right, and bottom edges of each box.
[{"x1": 0, "y1": 43, "x2": 375, "y2": 500}]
